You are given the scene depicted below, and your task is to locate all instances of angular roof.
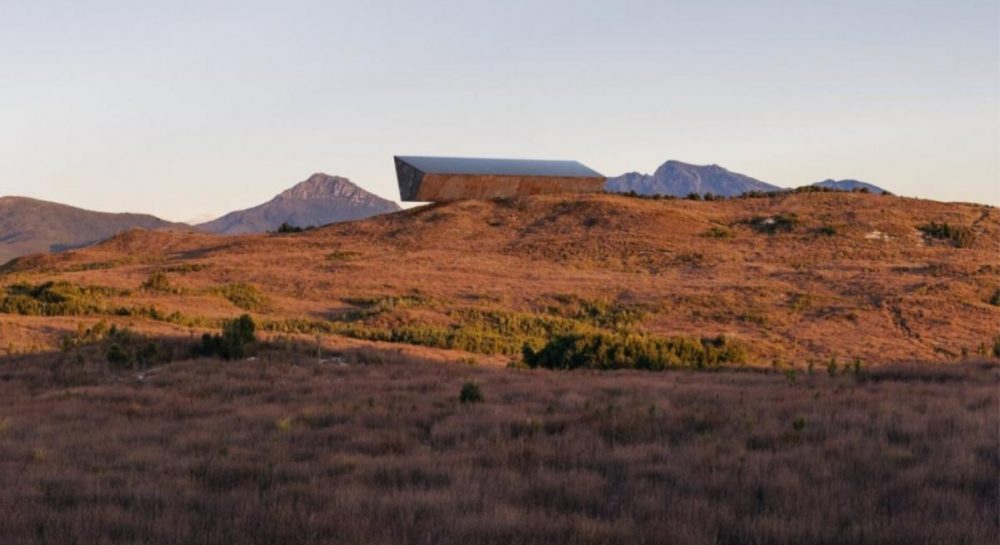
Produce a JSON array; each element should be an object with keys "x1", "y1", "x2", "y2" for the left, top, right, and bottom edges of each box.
[{"x1": 394, "y1": 156, "x2": 604, "y2": 178}]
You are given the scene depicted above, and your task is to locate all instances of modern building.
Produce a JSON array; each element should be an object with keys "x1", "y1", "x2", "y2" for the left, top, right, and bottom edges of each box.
[{"x1": 394, "y1": 156, "x2": 606, "y2": 202}]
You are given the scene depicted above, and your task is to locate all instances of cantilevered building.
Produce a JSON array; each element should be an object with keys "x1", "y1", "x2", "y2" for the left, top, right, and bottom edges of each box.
[{"x1": 394, "y1": 156, "x2": 606, "y2": 202}]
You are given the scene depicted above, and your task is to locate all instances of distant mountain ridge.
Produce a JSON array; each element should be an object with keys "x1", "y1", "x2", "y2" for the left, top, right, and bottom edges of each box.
[
  {"x1": 606, "y1": 160, "x2": 888, "y2": 197},
  {"x1": 197, "y1": 173, "x2": 401, "y2": 235},
  {"x1": 0, "y1": 196, "x2": 183, "y2": 264},
  {"x1": 605, "y1": 160, "x2": 782, "y2": 197}
]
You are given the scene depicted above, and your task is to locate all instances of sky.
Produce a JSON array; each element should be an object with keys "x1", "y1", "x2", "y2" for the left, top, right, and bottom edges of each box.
[{"x1": 0, "y1": 0, "x2": 997, "y2": 221}]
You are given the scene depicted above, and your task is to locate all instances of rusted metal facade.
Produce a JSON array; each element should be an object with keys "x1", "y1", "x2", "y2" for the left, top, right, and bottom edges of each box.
[{"x1": 394, "y1": 156, "x2": 606, "y2": 202}]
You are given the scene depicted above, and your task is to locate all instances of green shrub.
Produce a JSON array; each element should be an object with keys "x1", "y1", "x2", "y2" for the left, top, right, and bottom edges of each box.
[
  {"x1": 106, "y1": 343, "x2": 131, "y2": 370},
  {"x1": 0, "y1": 281, "x2": 117, "y2": 316},
  {"x1": 344, "y1": 294, "x2": 430, "y2": 314},
  {"x1": 815, "y1": 225, "x2": 837, "y2": 236},
  {"x1": 701, "y1": 226, "x2": 735, "y2": 239},
  {"x1": 160, "y1": 263, "x2": 210, "y2": 274},
  {"x1": 988, "y1": 289, "x2": 1000, "y2": 307},
  {"x1": 199, "y1": 314, "x2": 257, "y2": 360},
  {"x1": 918, "y1": 222, "x2": 974, "y2": 248},
  {"x1": 748, "y1": 213, "x2": 799, "y2": 234},
  {"x1": 275, "y1": 222, "x2": 304, "y2": 233},
  {"x1": 103, "y1": 326, "x2": 162, "y2": 371},
  {"x1": 215, "y1": 283, "x2": 269, "y2": 311},
  {"x1": 522, "y1": 332, "x2": 747, "y2": 371},
  {"x1": 993, "y1": 336, "x2": 1000, "y2": 359},
  {"x1": 459, "y1": 382, "x2": 483, "y2": 404},
  {"x1": 142, "y1": 272, "x2": 172, "y2": 292}
]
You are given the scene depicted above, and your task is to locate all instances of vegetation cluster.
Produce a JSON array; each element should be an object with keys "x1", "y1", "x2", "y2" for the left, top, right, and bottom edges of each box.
[{"x1": 522, "y1": 332, "x2": 747, "y2": 370}]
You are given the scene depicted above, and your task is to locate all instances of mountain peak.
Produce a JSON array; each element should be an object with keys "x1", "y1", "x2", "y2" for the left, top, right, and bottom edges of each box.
[
  {"x1": 609, "y1": 160, "x2": 782, "y2": 197},
  {"x1": 277, "y1": 173, "x2": 364, "y2": 201},
  {"x1": 199, "y1": 173, "x2": 401, "y2": 235}
]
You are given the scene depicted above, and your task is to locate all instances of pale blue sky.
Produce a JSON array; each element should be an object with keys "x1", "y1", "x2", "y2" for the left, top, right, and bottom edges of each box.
[{"x1": 1, "y1": 0, "x2": 997, "y2": 221}]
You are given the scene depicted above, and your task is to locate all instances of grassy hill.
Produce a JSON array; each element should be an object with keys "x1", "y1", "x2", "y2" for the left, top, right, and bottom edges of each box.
[{"x1": 1, "y1": 191, "x2": 997, "y2": 364}]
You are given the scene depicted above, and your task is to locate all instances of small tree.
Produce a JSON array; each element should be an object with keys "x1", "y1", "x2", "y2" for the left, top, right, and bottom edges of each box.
[
  {"x1": 276, "y1": 223, "x2": 303, "y2": 233},
  {"x1": 200, "y1": 314, "x2": 257, "y2": 360}
]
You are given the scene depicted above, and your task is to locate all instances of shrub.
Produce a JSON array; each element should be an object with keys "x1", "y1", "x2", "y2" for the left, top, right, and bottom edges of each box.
[
  {"x1": 103, "y1": 326, "x2": 162, "y2": 371},
  {"x1": 702, "y1": 226, "x2": 735, "y2": 239},
  {"x1": 918, "y1": 222, "x2": 974, "y2": 248},
  {"x1": 0, "y1": 281, "x2": 115, "y2": 316},
  {"x1": 215, "y1": 284, "x2": 269, "y2": 311},
  {"x1": 142, "y1": 272, "x2": 172, "y2": 292},
  {"x1": 106, "y1": 343, "x2": 131, "y2": 370},
  {"x1": 275, "y1": 223, "x2": 304, "y2": 233},
  {"x1": 748, "y1": 213, "x2": 799, "y2": 234},
  {"x1": 522, "y1": 332, "x2": 747, "y2": 371},
  {"x1": 459, "y1": 382, "x2": 483, "y2": 404},
  {"x1": 815, "y1": 225, "x2": 837, "y2": 236},
  {"x1": 199, "y1": 314, "x2": 257, "y2": 360},
  {"x1": 993, "y1": 336, "x2": 1000, "y2": 359},
  {"x1": 989, "y1": 288, "x2": 1000, "y2": 307},
  {"x1": 278, "y1": 222, "x2": 300, "y2": 233}
]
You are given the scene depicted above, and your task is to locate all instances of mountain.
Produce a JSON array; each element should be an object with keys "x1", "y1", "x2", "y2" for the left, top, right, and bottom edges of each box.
[
  {"x1": 811, "y1": 179, "x2": 888, "y2": 194},
  {"x1": 0, "y1": 196, "x2": 183, "y2": 265},
  {"x1": 606, "y1": 160, "x2": 782, "y2": 197},
  {"x1": 198, "y1": 173, "x2": 401, "y2": 235}
]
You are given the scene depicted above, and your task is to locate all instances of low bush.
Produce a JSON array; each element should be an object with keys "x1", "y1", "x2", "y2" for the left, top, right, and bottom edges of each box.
[
  {"x1": 0, "y1": 281, "x2": 120, "y2": 316},
  {"x1": 545, "y1": 296, "x2": 645, "y2": 329},
  {"x1": 522, "y1": 332, "x2": 747, "y2": 370},
  {"x1": 701, "y1": 226, "x2": 735, "y2": 239},
  {"x1": 748, "y1": 213, "x2": 799, "y2": 234},
  {"x1": 198, "y1": 314, "x2": 257, "y2": 360},
  {"x1": 141, "y1": 272, "x2": 172, "y2": 292},
  {"x1": 918, "y1": 222, "x2": 974, "y2": 248},
  {"x1": 215, "y1": 283, "x2": 270, "y2": 311},
  {"x1": 459, "y1": 382, "x2": 483, "y2": 403},
  {"x1": 103, "y1": 326, "x2": 163, "y2": 371}
]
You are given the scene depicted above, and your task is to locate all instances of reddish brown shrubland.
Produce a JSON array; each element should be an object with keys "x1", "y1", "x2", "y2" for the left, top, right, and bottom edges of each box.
[
  {"x1": 0, "y1": 350, "x2": 995, "y2": 544},
  {"x1": 2, "y1": 192, "x2": 998, "y2": 363}
]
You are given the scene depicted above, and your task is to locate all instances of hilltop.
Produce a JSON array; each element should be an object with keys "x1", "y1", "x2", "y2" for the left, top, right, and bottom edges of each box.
[
  {"x1": 198, "y1": 173, "x2": 401, "y2": 234},
  {"x1": 1, "y1": 191, "x2": 997, "y2": 364},
  {"x1": 0, "y1": 196, "x2": 185, "y2": 265},
  {"x1": 812, "y1": 179, "x2": 888, "y2": 194}
]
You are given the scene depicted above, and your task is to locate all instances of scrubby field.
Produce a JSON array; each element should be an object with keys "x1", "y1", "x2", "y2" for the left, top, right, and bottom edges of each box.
[
  {"x1": 0, "y1": 349, "x2": 995, "y2": 545},
  {"x1": 2, "y1": 191, "x2": 998, "y2": 365}
]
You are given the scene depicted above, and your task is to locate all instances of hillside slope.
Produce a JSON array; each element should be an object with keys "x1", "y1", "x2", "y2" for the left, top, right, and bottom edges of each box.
[
  {"x1": 0, "y1": 196, "x2": 183, "y2": 265},
  {"x1": 198, "y1": 173, "x2": 401, "y2": 234},
  {"x1": 1, "y1": 192, "x2": 997, "y2": 364}
]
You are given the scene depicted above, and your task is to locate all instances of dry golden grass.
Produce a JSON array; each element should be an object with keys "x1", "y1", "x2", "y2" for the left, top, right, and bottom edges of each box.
[{"x1": 1, "y1": 191, "x2": 997, "y2": 364}]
